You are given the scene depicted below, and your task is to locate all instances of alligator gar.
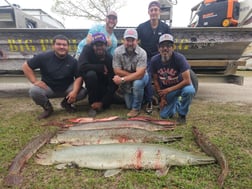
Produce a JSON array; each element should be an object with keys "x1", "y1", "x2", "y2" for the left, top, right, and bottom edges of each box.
[
  {"x1": 69, "y1": 120, "x2": 175, "y2": 131},
  {"x1": 4, "y1": 131, "x2": 56, "y2": 187},
  {"x1": 35, "y1": 143, "x2": 215, "y2": 177},
  {"x1": 50, "y1": 128, "x2": 183, "y2": 145},
  {"x1": 192, "y1": 126, "x2": 228, "y2": 188}
]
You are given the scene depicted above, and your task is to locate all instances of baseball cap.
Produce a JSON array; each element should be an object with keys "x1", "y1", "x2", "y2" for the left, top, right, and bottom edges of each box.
[
  {"x1": 123, "y1": 28, "x2": 138, "y2": 39},
  {"x1": 92, "y1": 32, "x2": 107, "y2": 44},
  {"x1": 107, "y1": 11, "x2": 117, "y2": 18},
  {"x1": 148, "y1": 1, "x2": 161, "y2": 9},
  {"x1": 159, "y1": 34, "x2": 174, "y2": 44}
]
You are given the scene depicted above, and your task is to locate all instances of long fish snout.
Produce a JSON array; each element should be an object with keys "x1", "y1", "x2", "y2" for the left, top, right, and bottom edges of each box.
[{"x1": 189, "y1": 156, "x2": 216, "y2": 165}]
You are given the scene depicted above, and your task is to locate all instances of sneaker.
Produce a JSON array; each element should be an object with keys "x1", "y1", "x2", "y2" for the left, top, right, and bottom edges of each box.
[
  {"x1": 145, "y1": 102, "x2": 153, "y2": 114},
  {"x1": 61, "y1": 98, "x2": 76, "y2": 113},
  {"x1": 88, "y1": 108, "x2": 97, "y2": 117},
  {"x1": 127, "y1": 109, "x2": 140, "y2": 118},
  {"x1": 177, "y1": 114, "x2": 186, "y2": 124}
]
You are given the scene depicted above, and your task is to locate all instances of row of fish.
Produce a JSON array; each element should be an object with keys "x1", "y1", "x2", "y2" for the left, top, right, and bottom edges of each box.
[
  {"x1": 34, "y1": 120, "x2": 216, "y2": 178},
  {"x1": 4, "y1": 117, "x2": 225, "y2": 188}
]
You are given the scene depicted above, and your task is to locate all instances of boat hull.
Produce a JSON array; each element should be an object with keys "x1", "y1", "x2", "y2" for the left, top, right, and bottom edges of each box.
[{"x1": 0, "y1": 27, "x2": 252, "y2": 73}]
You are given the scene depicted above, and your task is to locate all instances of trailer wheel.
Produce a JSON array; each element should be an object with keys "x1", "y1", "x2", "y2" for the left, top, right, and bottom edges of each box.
[
  {"x1": 222, "y1": 19, "x2": 230, "y2": 27},
  {"x1": 190, "y1": 69, "x2": 198, "y2": 95}
]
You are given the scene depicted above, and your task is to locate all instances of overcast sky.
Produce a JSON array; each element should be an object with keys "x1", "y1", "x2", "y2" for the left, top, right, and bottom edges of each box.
[{"x1": 1, "y1": 0, "x2": 202, "y2": 28}]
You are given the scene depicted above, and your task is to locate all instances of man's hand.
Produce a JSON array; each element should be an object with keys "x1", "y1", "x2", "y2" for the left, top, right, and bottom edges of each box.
[
  {"x1": 113, "y1": 75, "x2": 123, "y2": 85},
  {"x1": 104, "y1": 65, "x2": 108, "y2": 75},
  {"x1": 158, "y1": 88, "x2": 169, "y2": 97},
  {"x1": 159, "y1": 97, "x2": 167, "y2": 110},
  {"x1": 34, "y1": 81, "x2": 48, "y2": 90},
  {"x1": 66, "y1": 91, "x2": 78, "y2": 104}
]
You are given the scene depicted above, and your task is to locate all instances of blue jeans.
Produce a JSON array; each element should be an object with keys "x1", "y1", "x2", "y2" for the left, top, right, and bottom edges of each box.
[
  {"x1": 144, "y1": 59, "x2": 153, "y2": 103},
  {"x1": 123, "y1": 73, "x2": 149, "y2": 110},
  {"x1": 160, "y1": 84, "x2": 195, "y2": 119},
  {"x1": 29, "y1": 83, "x2": 86, "y2": 106}
]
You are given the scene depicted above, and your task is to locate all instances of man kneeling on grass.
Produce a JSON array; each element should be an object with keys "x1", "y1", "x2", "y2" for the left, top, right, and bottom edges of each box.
[
  {"x1": 112, "y1": 28, "x2": 149, "y2": 118},
  {"x1": 151, "y1": 34, "x2": 195, "y2": 124}
]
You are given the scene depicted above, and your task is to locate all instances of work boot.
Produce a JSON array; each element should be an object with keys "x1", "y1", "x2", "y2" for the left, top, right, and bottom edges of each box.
[
  {"x1": 60, "y1": 97, "x2": 76, "y2": 113},
  {"x1": 177, "y1": 114, "x2": 186, "y2": 124},
  {"x1": 38, "y1": 101, "x2": 53, "y2": 120}
]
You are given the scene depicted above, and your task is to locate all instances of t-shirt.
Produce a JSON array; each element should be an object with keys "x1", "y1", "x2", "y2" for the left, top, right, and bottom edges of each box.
[
  {"x1": 137, "y1": 20, "x2": 171, "y2": 59},
  {"x1": 76, "y1": 24, "x2": 118, "y2": 56},
  {"x1": 27, "y1": 51, "x2": 78, "y2": 91},
  {"x1": 151, "y1": 52, "x2": 190, "y2": 88}
]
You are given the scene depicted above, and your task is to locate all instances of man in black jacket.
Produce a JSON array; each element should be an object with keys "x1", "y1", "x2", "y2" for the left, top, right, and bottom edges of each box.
[
  {"x1": 137, "y1": 1, "x2": 171, "y2": 114},
  {"x1": 78, "y1": 32, "x2": 117, "y2": 117}
]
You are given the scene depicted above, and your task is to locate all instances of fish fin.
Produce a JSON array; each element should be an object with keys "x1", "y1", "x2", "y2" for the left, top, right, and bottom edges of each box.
[
  {"x1": 104, "y1": 169, "x2": 122, "y2": 177},
  {"x1": 155, "y1": 166, "x2": 170, "y2": 177}
]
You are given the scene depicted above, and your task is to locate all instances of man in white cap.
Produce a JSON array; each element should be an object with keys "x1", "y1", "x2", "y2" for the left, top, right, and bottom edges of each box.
[
  {"x1": 112, "y1": 28, "x2": 149, "y2": 118},
  {"x1": 75, "y1": 11, "x2": 118, "y2": 59},
  {"x1": 137, "y1": 1, "x2": 171, "y2": 115},
  {"x1": 151, "y1": 34, "x2": 195, "y2": 124}
]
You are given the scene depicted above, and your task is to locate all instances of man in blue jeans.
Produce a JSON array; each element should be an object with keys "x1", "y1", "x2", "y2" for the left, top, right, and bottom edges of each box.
[
  {"x1": 112, "y1": 28, "x2": 149, "y2": 118},
  {"x1": 151, "y1": 34, "x2": 195, "y2": 124}
]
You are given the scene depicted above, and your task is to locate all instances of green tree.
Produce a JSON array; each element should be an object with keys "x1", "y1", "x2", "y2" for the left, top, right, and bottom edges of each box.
[{"x1": 52, "y1": 0, "x2": 125, "y2": 22}]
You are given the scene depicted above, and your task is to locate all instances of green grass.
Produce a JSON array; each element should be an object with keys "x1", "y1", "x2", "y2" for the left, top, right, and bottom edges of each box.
[{"x1": 0, "y1": 84, "x2": 252, "y2": 188}]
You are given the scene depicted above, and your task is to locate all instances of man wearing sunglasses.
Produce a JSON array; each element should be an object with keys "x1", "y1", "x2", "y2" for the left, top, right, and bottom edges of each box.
[{"x1": 75, "y1": 11, "x2": 118, "y2": 59}]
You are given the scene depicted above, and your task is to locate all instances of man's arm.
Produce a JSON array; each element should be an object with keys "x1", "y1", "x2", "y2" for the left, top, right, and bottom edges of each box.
[
  {"x1": 158, "y1": 70, "x2": 191, "y2": 97},
  {"x1": 22, "y1": 61, "x2": 48, "y2": 89},
  {"x1": 153, "y1": 72, "x2": 167, "y2": 109},
  {"x1": 113, "y1": 67, "x2": 146, "y2": 85},
  {"x1": 22, "y1": 62, "x2": 37, "y2": 84},
  {"x1": 66, "y1": 77, "x2": 83, "y2": 103}
]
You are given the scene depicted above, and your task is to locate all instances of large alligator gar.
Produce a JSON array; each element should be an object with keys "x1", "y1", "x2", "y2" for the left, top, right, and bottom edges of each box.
[
  {"x1": 35, "y1": 143, "x2": 215, "y2": 177},
  {"x1": 4, "y1": 131, "x2": 56, "y2": 187},
  {"x1": 192, "y1": 126, "x2": 228, "y2": 188},
  {"x1": 69, "y1": 120, "x2": 175, "y2": 132},
  {"x1": 50, "y1": 128, "x2": 183, "y2": 145}
]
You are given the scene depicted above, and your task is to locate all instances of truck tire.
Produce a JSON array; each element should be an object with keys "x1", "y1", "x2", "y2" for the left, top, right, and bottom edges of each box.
[{"x1": 190, "y1": 69, "x2": 198, "y2": 95}]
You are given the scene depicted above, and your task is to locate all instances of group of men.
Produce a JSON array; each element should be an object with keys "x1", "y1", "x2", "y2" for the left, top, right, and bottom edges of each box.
[{"x1": 23, "y1": 1, "x2": 195, "y2": 124}]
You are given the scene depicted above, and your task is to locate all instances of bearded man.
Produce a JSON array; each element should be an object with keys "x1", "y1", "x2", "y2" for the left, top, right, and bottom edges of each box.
[
  {"x1": 78, "y1": 32, "x2": 117, "y2": 117},
  {"x1": 151, "y1": 34, "x2": 195, "y2": 124},
  {"x1": 112, "y1": 28, "x2": 149, "y2": 118}
]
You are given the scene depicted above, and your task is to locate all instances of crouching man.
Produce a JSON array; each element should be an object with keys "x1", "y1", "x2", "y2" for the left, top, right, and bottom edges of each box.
[
  {"x1": 112, "y1": 28, "x2": 149, "y2": 118},
  {"x1": 78, "y1": 32, "x2": 118, "y2": 117},
  {"x1": 22, "y1": 34, "x2": 87, "y2": 119},
  {"x1": 151, "y1": 34, "x2": 195, "y2": 124}
]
